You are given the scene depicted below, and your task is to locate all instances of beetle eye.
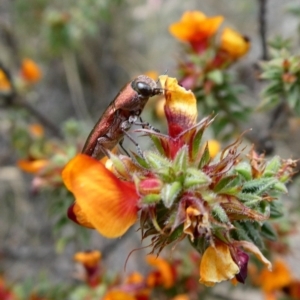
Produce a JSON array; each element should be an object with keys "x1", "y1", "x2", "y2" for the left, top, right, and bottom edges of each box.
[{"x1": 132, "y1": 81, "x2": 153, "y2": 97}]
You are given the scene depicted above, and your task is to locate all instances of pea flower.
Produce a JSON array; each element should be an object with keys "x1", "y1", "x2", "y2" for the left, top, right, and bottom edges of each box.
[
  {"x1": 169, "y1": 11, "x2": 223, "y2": 53},
  {"x1": 63, "y1": 76, "x2": 295, "y2": 286}
]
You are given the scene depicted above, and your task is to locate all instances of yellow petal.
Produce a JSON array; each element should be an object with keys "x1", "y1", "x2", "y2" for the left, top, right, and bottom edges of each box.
[
  {"x1": 207, "y1": 140, "x2": 221, "y2": 159},
  {"x1": 199, "y1": 243, "x2": 239, "y2": 286},
  {"x1": 220, "y1": 28, "x2": 250, "y2": 59},
  {"x1": 162, "y1": 76, "x2": 197, "y2": 137}
]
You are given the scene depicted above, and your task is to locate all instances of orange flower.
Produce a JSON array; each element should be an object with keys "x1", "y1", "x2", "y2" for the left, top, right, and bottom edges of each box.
[
  {"x1": 103, "y1": 290, "x2": 136, "y2": 300},
  {"x1": 74, "y1": 250, "x2": 102, "y2": 287},
  {"x1": 62, "y1": 154, "x2": 139, "y2": 238},
  {"x1": 0, "y1": 69, "x2": 12, "y2": 92},
  {"x1": 17, "y1": 159, "x2": 49, "y2": 174},
  {"x1": 169, "y1": 11, "x2": 223, "y2": 52},
  {"x1": 21, "y1": 58, "x2": 42, "y2": 83},
  {"x1": 74, "y1": 250, "x2": 102, "y2": 268},
  {"x1": 146, "y1": 255, "x2": 175, "y2": 289},
  {"x1": 220, "y1": 28, "x2": 250, "y2": 60},
  {"x1": 199, "y1": 242, "x2": 239, "y2": 286},
  {"x1": 256, "y1": 259, "x2": 292, "y2": 293},
  {"x1": 125, "y1": 272, "x2": 144, "y2": 284},
  {"x1": 172, "y1": 295, "x2": 190, "y2": 300}
]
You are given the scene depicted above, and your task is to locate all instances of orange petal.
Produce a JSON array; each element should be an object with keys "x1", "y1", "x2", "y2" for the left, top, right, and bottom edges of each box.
[
  {"x1": 169, "y1": 11, "x2": 223, "y2": 42},
  {"x1": 256, "y1": 259, "x2": 292, "y2": 292},
  {"x1": 21, "y1": 58, "x2": 42, "y2": 83},
  {"x1": 161, "y1": 76, "x2": 197, "y2": 137},
  {"x1": 220, "y1": 28, "x2": 250, "y2": 59},
  {"x1": 103, "y1": 291, "x2": 136, "y2": 300},
  {"x1": 169, "y1": 11, "x2": 206, "y2": 41},
  {"x1": 0, "y1": 69, "x2": 12, "y2": 92},
  {"x1": 146, "y1": 255, "x2": 175, "y2": 288},
  {"x1": 74, "y1": 250, "x2": 102, "y2": 267},
  {"x1": 62, "y1": 154, "x2": 139, "y2": 238},
  {"x1": 17, "y1": 159, "x2": 49, "y2": 174},
  {"x1": 68, "y1": 202, "x2": 94, "y2": 229},
  {"x1": 125, "y1": 272, "x2": 144, "y2": 284},
  {"x1": 199, "y1": 243, "x2": 239, "y2": 286}
]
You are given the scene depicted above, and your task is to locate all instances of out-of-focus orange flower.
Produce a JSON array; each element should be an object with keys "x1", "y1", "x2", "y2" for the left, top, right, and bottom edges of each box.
[
  {"x1": 199, "y1": 242, "x2": 239, "y2": 286},
  {"x1": 256, "y1": 259, "x2": 292, "y2": 293},
  {"x1": 169, "y1": 11, "x2": 223, "y2": 52},
  {"x1": 74, "y1": 250, "x2": 102, "y2": 287},
  {"x1": 125, "y1": 272, "x2": 144, "y2": 284},
  {"x1": 21, "y1": 58, "x2": 42, "y2": 83},
  {"x1": 103, "y1": 290, "x2": 136, "y2": 300},
  {"x1": 0, "y1": 70, "x2": 12, "y2": 92},
  {"x1": 220, "y1": 28, "x2": 250, "y2": 60},
  {"x1": 146, "y1": 255, "x2": 175, "y2": 289},
  {"x1": 17, "y1": 159, "x2": 49, "y2": 174},
  {"x1": 29, "y1": 124, "x2": 44, "y2": 138},
  {"x1": 172, "y1": 295, "x2": 190, "y2": 300},
  {"x1": 62, "y1": 154, "x2": 139, "y2": 238},
  {"x1": 74, "y1": 250, "x2": 101, "y2": 268}
]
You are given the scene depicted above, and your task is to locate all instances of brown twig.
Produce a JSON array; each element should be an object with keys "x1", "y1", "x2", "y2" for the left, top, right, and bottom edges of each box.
[
  {"x1": 0, "y1": 61, "x2": 63, "y2": 138},
  {"x1": 258, "y1": 0, "x2": 269, "y2": 60}
]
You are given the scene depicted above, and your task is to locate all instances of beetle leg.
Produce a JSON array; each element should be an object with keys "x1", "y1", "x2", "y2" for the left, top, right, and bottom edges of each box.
[
  {"x1": 121, "y1": 128, "x2": 143, "y2": 158},
  {"x1": 118, "y1": 138, "x2": 131, "y2": 157}
]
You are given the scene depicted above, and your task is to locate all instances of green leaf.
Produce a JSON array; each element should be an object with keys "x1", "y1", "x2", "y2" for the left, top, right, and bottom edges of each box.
[
  {"x1": 207, "y1": 70, "x2": 224, "y2": 85},
  {"x1": 141, "y1": 194, "x2": 161, "y2": 204},
  {"x1": 242, "y1": 178, "x2": 277, "y2": 195},
  {"x1": 151, "y1": 135, "x2": 166, "y2": 156},
  {"x1": 269, "y1": 201, "x2": 284, "y2": 219},
  {"x1": 213, "y1": 175, "x2": 238, "y2": 193},
  {"x1": 237, "y1": 192, "x2": 262, "y2": 203},
  {"x1": 261, "y1": 222, "x2": 278, "y2": 241},
  {"x1": 173, "y1": 145, "x2": 188, "y2": 172},
  {"x1": 235, "y1": 162, "x2": 252, "y2": 180},
  {"x1": 191, "y1": 127, "x2": 204, "y2": 161},
  {"x1": 144, "y1": 151, "x2": 171, "y2": 170},
  {"x1": 212, "y1": 204, "x2": 229, "y2": 223},
  {"x1": 198, "y1": 143, "x2": 210, "y2": 169},
  {"x1": 184, "y1": 168, "x2": 211, "y2": 189},
  {"x1": 263, "y1": 156, "x2": 281, "y2": 177},
  {"x1": 161, "y1": 181, "x2": 182, "y2": 208}
]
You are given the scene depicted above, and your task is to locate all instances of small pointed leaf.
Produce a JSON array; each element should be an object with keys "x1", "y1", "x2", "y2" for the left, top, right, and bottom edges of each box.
[{"x1": 161, "y1": 181, "x2": 182, "y2": 208}]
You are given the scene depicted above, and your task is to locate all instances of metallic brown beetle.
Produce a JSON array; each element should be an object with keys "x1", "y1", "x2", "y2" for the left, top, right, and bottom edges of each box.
[{"x1": 82, "y1": 75, "x2": 162, "y2": 159}]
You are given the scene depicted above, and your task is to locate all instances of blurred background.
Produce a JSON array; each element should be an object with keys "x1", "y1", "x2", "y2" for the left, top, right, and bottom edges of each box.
[{"x1": 1, "y1": 0, "x2": 300, "y2": 299}]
